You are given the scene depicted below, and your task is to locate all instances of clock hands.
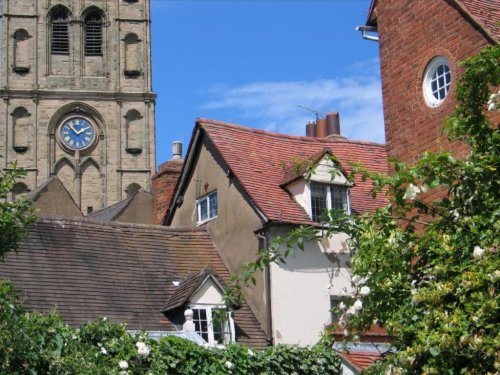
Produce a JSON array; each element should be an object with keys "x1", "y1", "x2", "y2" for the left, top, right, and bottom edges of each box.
[{"x1": 75, "y1": 126, "x2": 91, "y2": 135}]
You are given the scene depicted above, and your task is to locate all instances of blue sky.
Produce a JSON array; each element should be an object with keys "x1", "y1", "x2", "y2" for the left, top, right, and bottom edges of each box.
[{"x1": 151, "y1": 0, "x2": 383, "y2": 165}]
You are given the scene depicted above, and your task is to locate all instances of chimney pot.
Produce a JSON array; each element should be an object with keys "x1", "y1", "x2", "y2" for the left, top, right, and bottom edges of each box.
[
  {"x1": 326, "y1": 112, "x2": 341, "y2": 136},
  {"x1": 172, "y1": 141, "x2": 182, "y2": 160},
  {"x1": 316, "y1": 118, "x2": 328, "y2": 138},
  {"x1": 306, "y1": 121, "x2": 316, "y2": 137}
]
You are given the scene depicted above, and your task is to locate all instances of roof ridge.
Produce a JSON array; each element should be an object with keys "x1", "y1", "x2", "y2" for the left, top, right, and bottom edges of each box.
[
  {"x1": 197, "y1": 118, "x2": 386, "y2": 147},
  {"x1": 37, "y1": 215, "x2": 208, "y2": 233}
]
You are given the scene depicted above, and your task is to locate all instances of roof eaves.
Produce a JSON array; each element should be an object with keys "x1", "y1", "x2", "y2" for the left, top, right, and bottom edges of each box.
[{"x1": 366, "y1": 0, "x2": 378, "y2": 26}]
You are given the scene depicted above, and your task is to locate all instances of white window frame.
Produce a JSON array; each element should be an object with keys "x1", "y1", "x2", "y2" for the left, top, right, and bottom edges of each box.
[
  {"x1": 423, "y1": 56, "x2": 451, "y2": 108},
  {"x1": 196, "y1": 191, "x2": 217, "y2": 224},
  {"x1": 190, "y1": 304, "x2": 235, "y2": 346},
  {"x1": 309, "y1": 182, "x2": 350, "y2": 222}
]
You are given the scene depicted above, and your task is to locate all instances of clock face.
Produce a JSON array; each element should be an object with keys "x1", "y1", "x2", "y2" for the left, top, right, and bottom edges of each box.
[{"x1": 60, "y1": 117, "x2": 96, "y2": 150}]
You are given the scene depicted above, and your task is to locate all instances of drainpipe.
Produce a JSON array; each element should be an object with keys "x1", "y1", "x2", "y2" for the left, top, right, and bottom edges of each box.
[
  {"x1": 256, "y1": 232, "x2": 273, "y2": 346},
  {"x1": 355, "y1": 25, "x2": 379, "y2": 42}
]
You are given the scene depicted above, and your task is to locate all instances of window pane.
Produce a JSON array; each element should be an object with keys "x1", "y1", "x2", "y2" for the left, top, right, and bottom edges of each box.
[
  {"x1": 331, "y1": 185, "x2": 348, "y2": 212},
  {"x1": 192, "y1": 309, "x2": 209, "y2": 342},
  {"x1": 311, "y1": 182, "x2": 328, "y2": 222},
  {"x1": 212, "y1": 309, "x2": 230, "y2": 345},
  {"x1": 199, "y1": 199, "x2": 208, "y2": 221},
  {"x1": 209, "y1": 192, "x2": 217, "y2": 218}
]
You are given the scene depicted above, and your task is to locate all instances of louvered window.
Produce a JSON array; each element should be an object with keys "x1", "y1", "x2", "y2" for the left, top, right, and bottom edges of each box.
[
  {"x1": 85, "y1": 14, "x2": 102, "y2": 56},
  {"x1": 51, "y1": 17, "x2": 69, "y2": 55}
]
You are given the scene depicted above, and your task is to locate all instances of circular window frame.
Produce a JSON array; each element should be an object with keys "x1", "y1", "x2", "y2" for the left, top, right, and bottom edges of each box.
[{"x1": 423, "y1": 56, "x2": 451, "y2": 108}]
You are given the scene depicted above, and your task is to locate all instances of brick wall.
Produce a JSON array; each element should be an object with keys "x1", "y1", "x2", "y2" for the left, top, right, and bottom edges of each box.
[
  {"x1": 375, "y1": 0, "x2": 494, "y2": 166},
  {"x1": 151, "y1": 160, "x2": 183, "y2": 225}
]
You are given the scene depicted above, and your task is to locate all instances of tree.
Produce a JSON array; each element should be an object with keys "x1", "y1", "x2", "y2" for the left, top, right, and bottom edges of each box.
[{"x1": 0, "y1": 162, "x2": 37, "y2": 260}]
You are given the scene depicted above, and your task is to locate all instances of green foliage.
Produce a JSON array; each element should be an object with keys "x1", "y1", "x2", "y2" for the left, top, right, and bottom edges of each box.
[
  {"x1": 0, "y1": 162, "x2": 37, "y2": 260},
  {"x1": 323, "y1": 46, "x2": 500, "y2": 374},
  {"x1": 0, "y1": 281, "x2": 341, "y2": 374}
]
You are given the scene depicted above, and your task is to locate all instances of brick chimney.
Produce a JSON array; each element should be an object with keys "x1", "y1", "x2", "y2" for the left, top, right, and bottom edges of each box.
[
  {"x1": 305, "y1": 112, "x2": 343, "y2": 138},
  {"x1": 151, "y1": 142, "x2": 184, "y2": 225}
]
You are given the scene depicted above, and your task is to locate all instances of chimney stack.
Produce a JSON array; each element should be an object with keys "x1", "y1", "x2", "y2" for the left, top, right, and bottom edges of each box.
[{"x1": 305, "y1": 111, "x2": 343, "y2": 138}]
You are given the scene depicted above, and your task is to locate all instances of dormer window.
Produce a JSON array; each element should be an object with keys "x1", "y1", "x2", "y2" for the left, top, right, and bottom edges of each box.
[
  {"x1": 197, "y1": 191, "x2": 217, "y2": 224},
  {"x1": 310, "y1": 182, "x2": 349, "y2": 222},
  {"x1": 190, "y1": 305, "x2": 232, "y2": 345}
]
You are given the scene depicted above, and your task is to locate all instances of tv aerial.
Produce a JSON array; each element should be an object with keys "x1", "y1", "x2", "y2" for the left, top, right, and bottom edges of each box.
[{"x1": 297, "y1": 105, "x2": 325, "y2": 120}]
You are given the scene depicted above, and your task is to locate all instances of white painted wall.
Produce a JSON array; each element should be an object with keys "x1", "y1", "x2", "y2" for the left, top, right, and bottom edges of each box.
[{"x1": 269, "y1": 228, "x2": 353, "y2": 346}]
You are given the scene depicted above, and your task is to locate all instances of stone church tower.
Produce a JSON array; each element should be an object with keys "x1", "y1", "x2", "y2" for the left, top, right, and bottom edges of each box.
[{"x1": 0, "y1": 0, "x2": 156, "y2": 214}]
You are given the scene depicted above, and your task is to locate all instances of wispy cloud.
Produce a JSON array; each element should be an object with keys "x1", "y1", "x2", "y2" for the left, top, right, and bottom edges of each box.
[{"x1": 202, "y1": 73, "x2": 385, "y2": 143}]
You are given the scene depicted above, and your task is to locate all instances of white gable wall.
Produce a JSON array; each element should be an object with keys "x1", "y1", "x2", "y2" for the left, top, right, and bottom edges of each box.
[{"x1": 190, "y1": 278, "x2": 224, "y2": 305}]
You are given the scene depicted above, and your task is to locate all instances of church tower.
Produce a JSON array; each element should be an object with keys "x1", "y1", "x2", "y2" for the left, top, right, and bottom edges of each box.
[{"x1": 0, "y1": 0, "x2": 156, "y2": 214}]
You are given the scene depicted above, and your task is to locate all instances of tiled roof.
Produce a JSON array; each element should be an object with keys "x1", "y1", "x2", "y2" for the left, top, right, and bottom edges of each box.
[
  {"x1": 87, "y1": 190, "x2": 153, "y2": 222},
  {"x1": 339, "y1": 351, "x2": 383, "y2": 373},
  {"x1": 197, "y1": 119, "x2": 388, "y2": 225},
  {"x1": 458, "y1": 0, "x2": 500, "y2": 41},
  {"x1": 0, "y1": 217, "x2": 268, "y2": 347}
]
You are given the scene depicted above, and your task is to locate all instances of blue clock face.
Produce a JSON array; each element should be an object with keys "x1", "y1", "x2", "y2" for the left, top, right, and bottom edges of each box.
[{"x1": 60, "y1": 117, "x2": 96, "y2": 150}]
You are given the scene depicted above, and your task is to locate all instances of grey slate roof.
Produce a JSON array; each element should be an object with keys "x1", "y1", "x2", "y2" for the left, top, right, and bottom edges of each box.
[{"x1": 0, "y1": 217, "x2": 268, "y2": 347}]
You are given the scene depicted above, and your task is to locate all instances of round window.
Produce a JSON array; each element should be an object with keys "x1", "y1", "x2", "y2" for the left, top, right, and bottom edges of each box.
[{"x1": 423, "y1": 56, "x2": 451, "y2": 108}]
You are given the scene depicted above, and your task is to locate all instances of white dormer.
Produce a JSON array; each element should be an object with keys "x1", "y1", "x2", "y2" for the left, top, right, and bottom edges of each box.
[{"x1": 286, "y1": 154, "x2": 351, "y2": 221}]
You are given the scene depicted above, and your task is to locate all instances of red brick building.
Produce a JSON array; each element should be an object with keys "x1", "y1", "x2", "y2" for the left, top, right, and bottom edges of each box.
[{"x1": 365, "y1": 0, "x2": 499, "y2": 164}]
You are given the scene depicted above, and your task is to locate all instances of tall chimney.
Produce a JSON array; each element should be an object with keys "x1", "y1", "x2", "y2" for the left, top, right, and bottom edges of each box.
[
  {"x1": 316, "y1": 118, "x2": 328, "y2": 137},
  {"x1": 305, "y1": 121, "x2": 316, "y2": 137},
  {"x1": 172, "y1": 141, "x2": 182, "y2": 160},
  {"x1": 326, "y1": 112, "x2": 341, "y2": 136},
  {"x1": 151, "y1": 141, "x2": 184, "y2": 225}
]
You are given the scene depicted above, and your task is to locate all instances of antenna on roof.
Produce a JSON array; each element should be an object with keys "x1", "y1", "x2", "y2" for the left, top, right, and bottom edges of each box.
[{"x1": 297, "y1": 105, "x2": 325, "y2": 120}]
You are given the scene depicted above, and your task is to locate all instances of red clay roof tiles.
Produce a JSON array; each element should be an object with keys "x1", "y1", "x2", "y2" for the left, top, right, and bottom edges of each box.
[
  {"x1": 197, "y1": 119, "x2": 388, "y2": 225},
  {"x1": 458, "y1": 0, "x2": 500, "y2": 41}
]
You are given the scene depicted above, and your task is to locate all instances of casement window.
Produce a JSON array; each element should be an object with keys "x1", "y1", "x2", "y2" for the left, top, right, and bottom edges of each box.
[
  {"x1": 310, "y1": 182, "x2": 349, "y2": 222},
  {"x1": 84, "y1": 13, "x2": 103, "y2": 56},
  {"x1": 191, "y1": 305, "x2": 233, "y2": 346},
  {"x1": 51, "y1": 8, "x2": 69, "y2": 55},
  {"x1": 197, "y1": 191, "x2": 217, "y2": 223}
]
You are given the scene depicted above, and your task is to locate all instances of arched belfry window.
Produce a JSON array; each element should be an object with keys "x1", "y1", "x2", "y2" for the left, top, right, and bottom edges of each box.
[
  {"x1": 125, "y1": 109, "x2": 143, "y2": 154},
  {"x1": 50, "y1": 6, "x2": 70, "y2": 55},
  {"x1": 12, "y1": 107, "x2": 31, "y2": 153},
  {"x1": 12, "y1": 182, "x2": 30, "y2": 200},
  {"x1": 126, "y1": 183, "x2": 141, "y2": 197},
  {"x1": 13, "y1": 29, "x2": 31, "y2": 73},
  {"x1": 84, "y1": 12, "x2": 103, "y2": 56},
  {"x1": 124, "y1": 33, "x2": 141, "y2": 77}
]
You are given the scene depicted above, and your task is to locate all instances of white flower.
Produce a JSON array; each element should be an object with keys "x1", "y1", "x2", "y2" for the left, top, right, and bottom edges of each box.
[
  {"x1": 472, "y1": 246, "x2": 485, "y2": 259},
  {"x1": 338, "y1": 316, "x2": 346, "y2": 328},
  {"x1": 339, "y1": 302, "x2": 346, "y2": 310},
  {"x1": 100, "y1": 347, "x2": 107, "y2": 355},
  {"x1": 359, "y1": 286, "x2": 371, "y2": 297},
  {"x1": 353, "y1": 299, "x2": 363, "y2": 312},
  {"x1": 403, "y1": 184, "x2": 421, "y2": 200},
  {"x1": 488, "y1": 102, "x2": 496, "y2": 111},
  {"x1": 136, "y1": 341, "x2": 150, "y2": 357},
  {"x1": 248, "y1": 349, "x2": 255, "y2": 356},
  {"x1": 71, "y1": 335, "x2": 77, "y2": 340},
  {"x1": 351, "y1": 275, "x2": 362, "y2": 286},
  {"x1": 119, "y1": 360, "x2": 129, "y2": 370},
  {"x1": 472, "y1": 316, "x2": 480, "y2": 323},
  {"x1": 225, "y1": 361, "x2": 234, "y2": 370},
  {"x1": 343, "y1": 329, "x2": 349, "y2": 337}
]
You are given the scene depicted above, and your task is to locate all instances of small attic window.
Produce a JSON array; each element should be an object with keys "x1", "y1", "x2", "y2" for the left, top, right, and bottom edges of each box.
[
  {"x1": 190, "y1": 305, "x2": 232, "y2": 346},
  {"x1": 197, "y1": 191, "x2": 217, "y2": 224},
  {"x1": 310, "y1": 182, "x2": 349, "y2": 222}
]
